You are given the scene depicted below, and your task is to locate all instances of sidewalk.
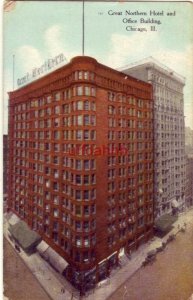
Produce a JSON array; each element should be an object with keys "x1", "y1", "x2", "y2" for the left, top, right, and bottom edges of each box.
[
  {"x1": 3, "y1": 217, "x2": 79, "y2": 300},
  {"x1": 4, "y1": 208, "x2": 193, "y2": 300},
  {"x1": 85, "y1": 208, "x2": 193, "y2": 300}
]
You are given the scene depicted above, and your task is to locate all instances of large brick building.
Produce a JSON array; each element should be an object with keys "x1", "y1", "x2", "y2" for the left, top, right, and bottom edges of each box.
[
  {"x1": 8, "y1": 56, "x2": 154, "y2": 290},
  {"x1": 3, "y1": 134, "x2": 9, "y2": 205},
  {"x1": 3, "y1": 134, "x2": 8, "y2": 193}
]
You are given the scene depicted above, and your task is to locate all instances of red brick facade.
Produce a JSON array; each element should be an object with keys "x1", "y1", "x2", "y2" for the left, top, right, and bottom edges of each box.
[{"x1": 8, "y1": 56, "x2": 154, "y2": 290}]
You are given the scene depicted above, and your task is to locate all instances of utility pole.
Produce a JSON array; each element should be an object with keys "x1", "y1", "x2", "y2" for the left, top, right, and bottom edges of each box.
[
  {"x1": 13, "y1": 54, "x2": 15, "y2": 90},
  {"x1": 82, "y1": 0, "x2": 85, "y2": 56}
]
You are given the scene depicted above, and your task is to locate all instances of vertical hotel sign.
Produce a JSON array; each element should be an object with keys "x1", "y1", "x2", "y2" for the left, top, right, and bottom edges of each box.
[{"x1": 17, "y1": 53, "x2": 67, "y2": 87}]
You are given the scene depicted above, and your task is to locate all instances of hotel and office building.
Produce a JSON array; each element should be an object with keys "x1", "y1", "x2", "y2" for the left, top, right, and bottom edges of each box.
[
  {"x1": 185, "y1": 127, "x2": 193, "y2": 155},
  {"x1": 120, "y1": 57, "x2": 186, "y2": 218},
  {"x1": 8, "y1": 56, "x2": 154, "y2": 290}
]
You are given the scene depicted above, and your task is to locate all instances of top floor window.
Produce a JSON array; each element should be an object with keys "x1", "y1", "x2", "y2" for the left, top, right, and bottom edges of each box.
[
  {"x1": 46, "y1": 95, "x2": 52, "y2": 103},
  {"x1": 55, "y1": 92, "x2": 61, "y2": 101},
  {"x1": 84, "y1": 71, "x2": 88, "y2": 79},
  {"x1": 78, "y1": 71, "x2": 83, "y2": 80}
]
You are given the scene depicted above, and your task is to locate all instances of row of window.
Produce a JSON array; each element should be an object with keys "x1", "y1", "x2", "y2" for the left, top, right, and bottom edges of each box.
[
  {"x1": 43, "y1": 203, "x2": 97, "y2": 217},
  {"x1": 108, "y1": 119, "x2": 152, "y2": 129},
  {"x1": 74, "y1": 70, "x2": 95, "y2": 81},
  {"x1": 14, "y1": 140, "x2": 154, "y2": 152},
  {"x1": 14, "y1": 129, "x2": 97, "y2": 140},
  {"x1": 107, "y1": 217, "x2": 152, "y2": 246},
  {"x1": 108, "y1": 131, "x2": 152, "y2": 141},
  {"x1": 14, "y1": 158, "x2": 96, "y2": 170},
  {"x1": 14, "y1": 114, "x2": 97, "y2": 130},
  {"x1": 14, "y1": 87, "x2": 97, "y2": 113},
  {"x1": 108, "y1": 105, "x2": 153, "y2": 118},
  {"x1": 13, "y1": 100, "x2": 96, "y2": 122},
  {"x1": 107, "y1": 181, "x2": 153, "y2": 193},
  {"x1": 14, "y1": 155, "x2": 153, "y2": 173},
  {"x1": 108, "y1": 92, "x2": 152, "y2": 108}
]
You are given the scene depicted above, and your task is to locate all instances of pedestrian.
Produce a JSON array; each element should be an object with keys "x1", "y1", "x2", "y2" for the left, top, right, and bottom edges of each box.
[{"x1": 61, "y1": 287, "x2": 65, "y2": 294}]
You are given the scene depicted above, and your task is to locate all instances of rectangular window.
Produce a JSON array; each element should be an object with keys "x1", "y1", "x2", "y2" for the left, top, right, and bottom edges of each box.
[
  {"x1": 84, "y1": 130, "x2": 89, "y2": 140},
  {"x1": 77, "y1": 115, "x2": 83, "y2": 125},
  {"x1": 53, "y1": 195, "x2": 59, "y2": 204},
  {"x1": 85, "y1": 86, "x2": 90, "y2": 96},
  {"x1": 76, "y1": 236, "x2": 81, "y2": 246},
  {"x1": 84, "y1": 115, "x2": 89, "y2": 126},
  {"x1": 84, "y1": 101, "x2": 89, "y2": 110},
  {"x1": 77, "y1": 86, "x2": 83, "y2": 96},
  {"x1": 84, "y1": 175, "x2": 89, "y2": 185},
  {"x1": 91, "y1": 87, "x2": 96, "y2": 96},
  {"x1": 84, "y1": 160, "x2": 89, "y2": 170},
  {"x1": 53, "y1": 156, "x2": 59, "y2": 164},
  {"x1": 84, "y1": 206, "x2": 89, "y2": 216},
  {"x1": 54, "y1": 118, "x2": 60, "y2": 127},
  {"x1": 84, "y1": 190, "x2": 89, "y2": 200},
  {"x1": 54, "y1": 144, "x2": 60, "y2": 152},
  {"x1": 76, "y1": 160, "x2": 82, "y2": 170},
  {"x1": 78, "y1": 71, "x2": 82, "y2": 79},
  {"x1": 76, "y1": 191, "x2": 81, "y2": 201},
  {"x1": 76, "y1": 175, "x2": 81, "y2": 184},
  {"x1": 75, "y1": 221, "x2": 81, "y2": 231},
  {"x1": 46, "y1": 95, "x2": 52, "y2": 103},
  {"x1": 54, "y1": 106, "x2": 60, "y2": 114},
  {"x1": 55, "y1": 92, "x2": 60, "y2": 101},
  {"x1": 91, "y1": 115, "x2": 96, "y2": 125},
  {"x1": 84, "y1": 71, "x2": 88, "y2": 79},
  {"x1": 53, "y1": 209, "x2": 59, "y2": 218},
  {"x1": 53, "y1": 182, "x2": 59, "y2": 191},
  {"x1": 91, "y1": 159, "x2": 96, "y2": 169},
  {"x1": 76, "y1": 130, "x2": 82, "y2": 140}
]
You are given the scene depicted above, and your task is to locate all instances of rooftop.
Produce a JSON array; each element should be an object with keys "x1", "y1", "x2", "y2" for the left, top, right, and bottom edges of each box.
[{"x1": 118, "y1": 56, "x2": 186, "y2": 84}]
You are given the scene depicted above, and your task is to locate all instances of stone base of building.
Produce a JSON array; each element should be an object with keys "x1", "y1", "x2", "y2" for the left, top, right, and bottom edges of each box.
[{"x1": 65, "y1": 228, "x2": 153, "y2": 294}]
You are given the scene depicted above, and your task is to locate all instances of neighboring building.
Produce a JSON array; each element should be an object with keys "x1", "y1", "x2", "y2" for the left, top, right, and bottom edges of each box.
[
  {"x1": 3, "y1": 134, "x2": 8, "y2": 200},
  {"x1": 185, "y1": 127, "x2": 193, "y2": 155},
  {"x1": 185, "y1": 156, "x2": 193, "y2": 208},
  {"x1": 120, "y1": 57, "x2": 186, "y2": 218},
  {"x1": 8, "y1": 56, "x2": 154, "y2": 291}
]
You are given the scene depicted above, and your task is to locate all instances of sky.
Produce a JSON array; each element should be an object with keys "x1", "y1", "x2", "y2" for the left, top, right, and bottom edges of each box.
[{"x1": 3, "y1": 1, "x2": 193, "y2": 132}]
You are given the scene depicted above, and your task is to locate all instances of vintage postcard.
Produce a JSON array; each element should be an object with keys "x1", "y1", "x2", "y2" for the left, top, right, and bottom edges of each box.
[{"x1": 3, "y1": 1, "x2": 193, "y2": 300}]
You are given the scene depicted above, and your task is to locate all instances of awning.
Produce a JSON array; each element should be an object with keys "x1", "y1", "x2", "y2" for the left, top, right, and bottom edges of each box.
[
  {"x1": 171, "y1": 199, "x2": 179, "y2": 208},
  {"x1": 39, "y1": 246, "x2": 68, "y2": 273},
  {"x1": 8, "y1": 220, "x2": 41, "y2": 253},
  {"x1": 8, "y1": 213, "x2": 20, "y2": 226},
  {"x1": 36, "y1": 240, "x2": 49, "y2": 255},
  {"x1": 155, "y1": 214, "x2": 178, "y2": 234}
]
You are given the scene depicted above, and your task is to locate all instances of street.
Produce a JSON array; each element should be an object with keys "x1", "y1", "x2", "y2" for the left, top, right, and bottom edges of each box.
[
  {"x1": 108, "y1": 217, "x2": 193, "y2": 300},
  {"x1": 3, "y1": 237, "x2": 51, "y2": 300}
]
